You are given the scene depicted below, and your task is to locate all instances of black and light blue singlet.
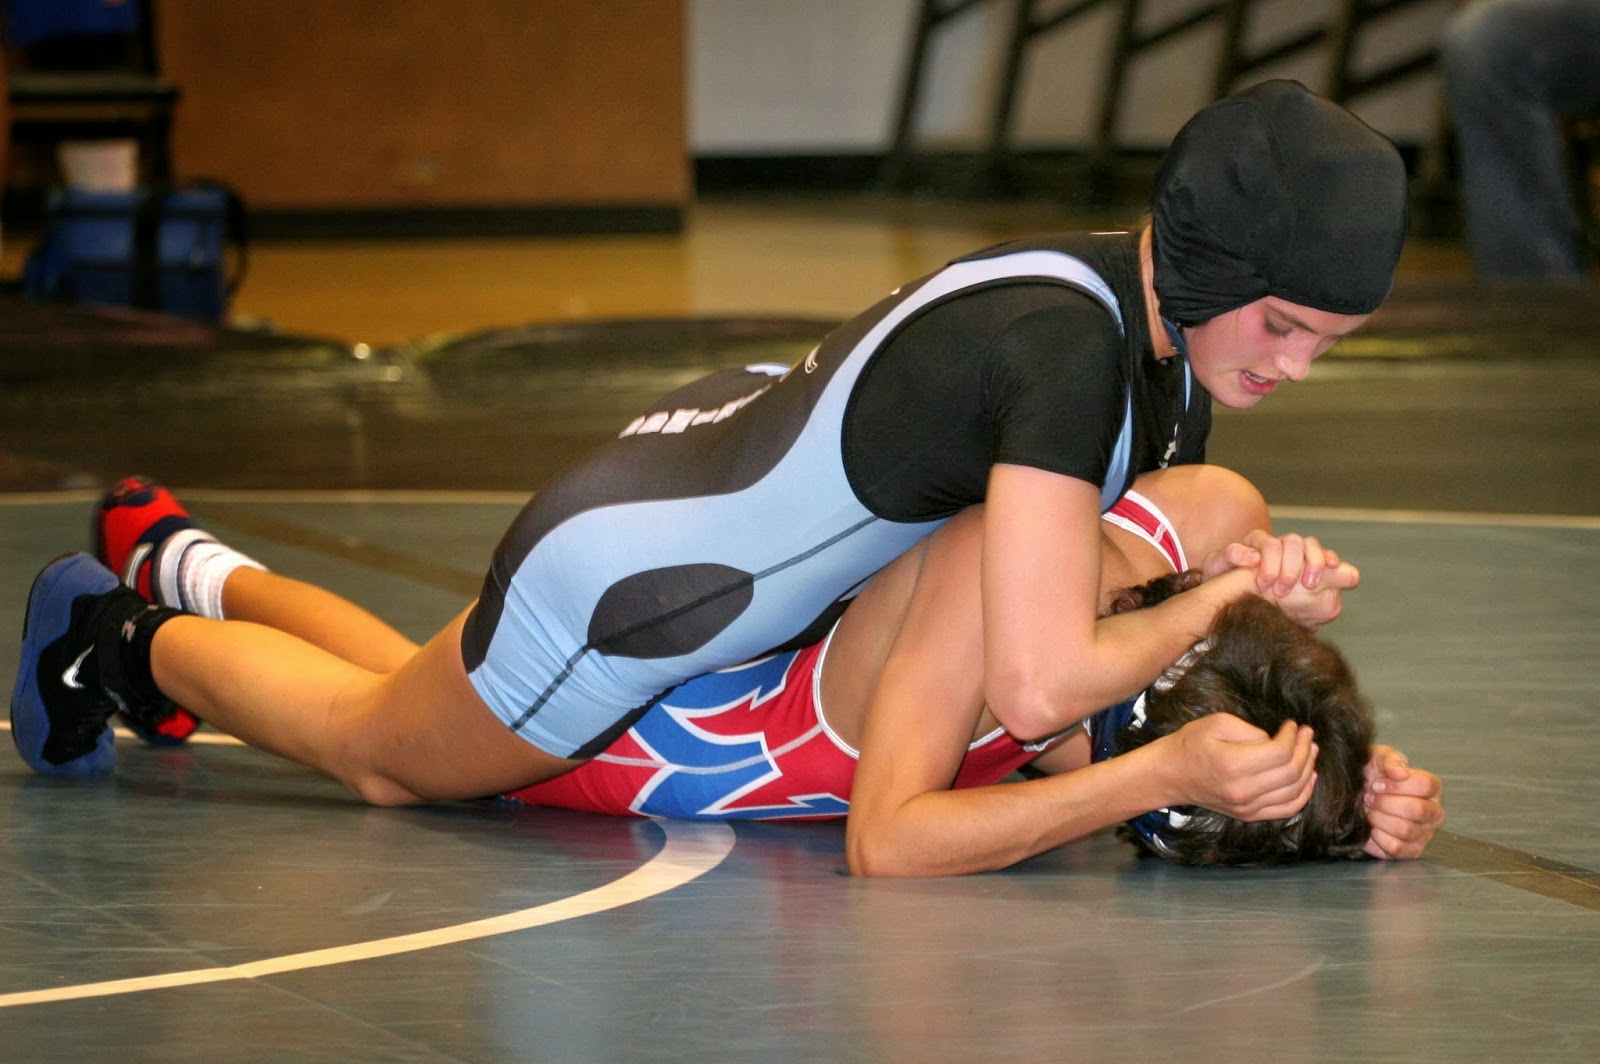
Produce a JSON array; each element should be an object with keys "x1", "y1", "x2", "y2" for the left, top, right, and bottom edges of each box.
[{"x1": 462, "y1": 231, "x2": 1210, "y2": 758}]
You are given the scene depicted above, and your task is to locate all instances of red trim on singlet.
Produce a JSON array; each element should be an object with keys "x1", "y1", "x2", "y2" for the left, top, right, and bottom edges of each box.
[{"x1": 1104, "y1": 490, "x2": 1185, "y2": 571}]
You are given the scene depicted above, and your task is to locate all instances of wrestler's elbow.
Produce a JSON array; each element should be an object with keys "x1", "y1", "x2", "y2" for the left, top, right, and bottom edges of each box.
[
  {"x1": 846, "y1": 843, "x2": 891, "y2": 877},
  {"x1": 851, "y1": 832, "x2": 889, "y2": 876},
  {"x1": 985, "y1": 673, "x2": 1092, "y2": 743},
  {"x1": 847, "y1": 842, "x2": 923, "y2": 878},
  {"x1": 846, "y1": 815, "x2": 918, "y2": 877}
]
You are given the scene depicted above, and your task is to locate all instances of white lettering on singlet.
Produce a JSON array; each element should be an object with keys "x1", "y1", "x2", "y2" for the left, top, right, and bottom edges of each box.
[{"x1": 618, "y1": 383, "x2": 774, "y2": 438}]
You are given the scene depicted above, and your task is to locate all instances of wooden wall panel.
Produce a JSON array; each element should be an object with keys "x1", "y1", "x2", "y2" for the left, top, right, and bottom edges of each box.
[{"x1": 158, "y1": 1, "x2": 686, "y2": 210}]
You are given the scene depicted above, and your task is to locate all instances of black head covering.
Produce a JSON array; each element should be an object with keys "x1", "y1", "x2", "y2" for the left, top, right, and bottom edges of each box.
[{"x1": 1151, "y1": 80, "x2": 1408, "y2": 325}]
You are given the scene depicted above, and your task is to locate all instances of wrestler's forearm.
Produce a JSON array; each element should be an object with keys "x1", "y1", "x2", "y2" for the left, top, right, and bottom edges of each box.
[
  {"x1": 845, "y1": 742, "x2": 1179, "y2": 877},
  {"x1": 988, "y1": 565, "x2": 1259, "y2": 741}
]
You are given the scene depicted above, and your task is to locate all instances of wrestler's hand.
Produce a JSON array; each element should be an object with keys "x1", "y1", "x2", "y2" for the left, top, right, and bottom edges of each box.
[
  {"x1": 1361, "y1": 745, "x2": 1445, "y2": 860},
  {"x1": 1200, "y1": 531, "x2": 1359, "y2": 629},
  {"x1": 1267, "y1": 557, "x2": 1360, "y2": 629},
  {"x1": 1235, "y1": 529, "x2": 1354, "y2": 596},
  {"x1": 1166, "y1": 713, "x2": 1318, "y2": 822},
  {"x1": 1199, "y1": 538, "x2": 1264, "y2": 581},
  {"x1": 1200, "y1": 531, "x2": 1354, "y2": 593}
]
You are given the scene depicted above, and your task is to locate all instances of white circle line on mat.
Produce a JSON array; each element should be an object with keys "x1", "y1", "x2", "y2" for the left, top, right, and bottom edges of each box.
[{"x1": 0, "y1": 818, "x2": 735, "y2": 1009}]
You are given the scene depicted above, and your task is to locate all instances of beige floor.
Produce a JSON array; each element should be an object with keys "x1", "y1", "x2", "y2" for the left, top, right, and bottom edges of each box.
[
  {"x1": 211, "y1": 196, "x2": 1474, "y2": 347},
  {"x1": 0, "y1": 193, "x2": 1474, "y2": 347}
]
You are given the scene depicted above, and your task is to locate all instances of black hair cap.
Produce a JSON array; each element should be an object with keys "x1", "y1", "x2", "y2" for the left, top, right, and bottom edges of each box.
[{"x1": 1151, "y1": 80, "x2": 1409, "y2": 325}]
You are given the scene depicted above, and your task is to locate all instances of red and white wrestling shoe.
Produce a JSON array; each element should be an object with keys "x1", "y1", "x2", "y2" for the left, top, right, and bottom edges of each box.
[{"x1": 92, "y1": 475, "x2": 205, "y2": 745}]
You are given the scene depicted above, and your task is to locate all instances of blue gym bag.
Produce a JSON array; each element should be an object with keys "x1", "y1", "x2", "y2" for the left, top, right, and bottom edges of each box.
[{"x1": 23, "y1": 184, "x2": 248, "y2": 323}]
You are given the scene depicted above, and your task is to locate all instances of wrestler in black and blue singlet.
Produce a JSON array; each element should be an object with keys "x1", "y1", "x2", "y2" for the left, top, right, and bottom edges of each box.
[
  {"x1": 461, "y1": 79, "x2": 1409, "y2": 761},
  {"x1": 462, "y1": 232, "x2": 1207, "y2": 758}
]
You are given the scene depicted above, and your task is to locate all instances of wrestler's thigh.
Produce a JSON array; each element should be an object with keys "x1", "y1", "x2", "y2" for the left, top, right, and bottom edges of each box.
[{"x1": 343, "y1": 606, "x2": 583, "y2": 802}]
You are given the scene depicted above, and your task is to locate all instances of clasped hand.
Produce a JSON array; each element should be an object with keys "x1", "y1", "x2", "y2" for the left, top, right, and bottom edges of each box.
[
  {"x1": 1201, "y1": 529, "x2": 1359, "y2": 628},
  {"x1": 1166, "y1": 713, "x2": 1318, "y2": 821},
  {"x1": 1164, "y1": 718, "x2": 1444, "y2": 860},
  {"x1": 1360, "y1": 746, "x2": 1445, "y2": 859}
]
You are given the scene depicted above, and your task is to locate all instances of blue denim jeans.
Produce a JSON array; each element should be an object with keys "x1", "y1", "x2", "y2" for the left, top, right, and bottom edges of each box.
[{"x1": 1439, "y1": 0, "x2": 1600, "y2": 283}]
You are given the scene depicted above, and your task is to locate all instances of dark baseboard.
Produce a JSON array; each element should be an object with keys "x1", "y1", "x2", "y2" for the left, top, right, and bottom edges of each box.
[
  {"x1": 694, "y1": 148, "x2": 1167, "y2": 207},
  {"x1": 693, "y1": 143, "x2": 1456, "y2": 234},
  {"x1": 694, "y1": 153, "x2": 887, "y2": 193},
  {"x1": 694, "y1": 143, "x2": 1437, "y2": 192}
]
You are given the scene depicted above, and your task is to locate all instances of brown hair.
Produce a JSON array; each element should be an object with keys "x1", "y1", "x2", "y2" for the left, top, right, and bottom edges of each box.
[{"x1": 1108, "y1": 574, "x2": 1374, "y2": 866}]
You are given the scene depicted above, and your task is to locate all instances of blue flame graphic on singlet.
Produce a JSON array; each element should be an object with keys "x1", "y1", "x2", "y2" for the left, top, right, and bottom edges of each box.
[{"x1": 628, "y1": 650, "x2": 851, "y2": 820}]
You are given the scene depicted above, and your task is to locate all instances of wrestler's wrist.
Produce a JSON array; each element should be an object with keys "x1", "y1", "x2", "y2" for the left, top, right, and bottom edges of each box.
[
  {"x1": 1177, "y1": 567, "x2": 1254, "y2": 639},
  {"x1": 1128, "y1": 733, "x2": 1190, "y2": 813}
]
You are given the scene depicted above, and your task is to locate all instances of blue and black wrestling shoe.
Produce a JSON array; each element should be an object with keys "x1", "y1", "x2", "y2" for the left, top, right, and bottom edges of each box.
[
  {"x1": 11, "y1": 552, "x2": 179, "y2": 776},
  {"x1": 11, "y1": 554, "x2": 126, "y2": 775}
]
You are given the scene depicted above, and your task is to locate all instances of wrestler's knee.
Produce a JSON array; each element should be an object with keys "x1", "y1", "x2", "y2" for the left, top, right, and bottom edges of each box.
[
  {"x1": 344, "y1": 772, "x2": 428, "y2": 808},
  {"x1": 315, "y1": 683, "x2": 431, "y2": 806},
  {"x1": 326, "y1": 736, "x2": 431, "y2": 807},
  {"x1": 1130, "y1": 464, "x2": 1269, "y2": 554}
]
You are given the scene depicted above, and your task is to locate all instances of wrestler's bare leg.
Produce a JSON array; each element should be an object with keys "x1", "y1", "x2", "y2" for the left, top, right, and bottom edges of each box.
[
  {"x1": 149, "y1": 606, "x2": 581, "y2": 805},
  {"x1": 219, "y1": 568, "x2": 418, "y2": 674}
]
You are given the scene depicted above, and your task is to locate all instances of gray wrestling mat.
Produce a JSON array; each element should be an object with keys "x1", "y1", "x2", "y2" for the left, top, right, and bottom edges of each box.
[
  {"x1": 0, "y1": 497, "x2": 1594, "y2": 1060},
  {"x1": 0, "y1": 289, "x2": 1597, "y2": 1061}
]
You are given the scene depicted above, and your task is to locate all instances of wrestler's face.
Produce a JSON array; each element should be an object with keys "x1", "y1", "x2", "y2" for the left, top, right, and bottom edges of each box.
[{"x1": 1180, "y1": 297, "x2": 1370, "y2": 408}]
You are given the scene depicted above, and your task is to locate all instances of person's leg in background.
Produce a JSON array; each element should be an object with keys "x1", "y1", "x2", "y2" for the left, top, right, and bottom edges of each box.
[{"x1": 1439, "y1": 0, "x2": 1600, "y2": 283}]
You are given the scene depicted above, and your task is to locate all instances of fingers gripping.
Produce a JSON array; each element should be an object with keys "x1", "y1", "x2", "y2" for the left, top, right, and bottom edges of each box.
[
  {"x1": 1361, "y1": 758, "x2": 1445, "y2": 859},
  {"x1": 1183, "y1": 716, "x2": 1318, "y2": 822}
]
